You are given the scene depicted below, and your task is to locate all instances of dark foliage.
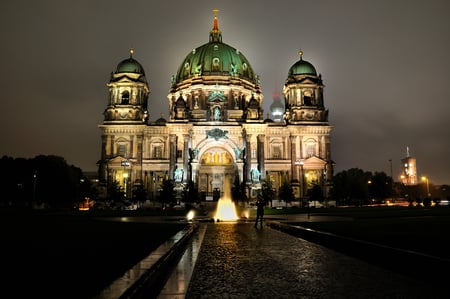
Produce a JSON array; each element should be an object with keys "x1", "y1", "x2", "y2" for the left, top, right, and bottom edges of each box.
[
  {"x1": 0, "y1": 155, "x2": 86, "y2": 208},
  {"x1": 231, "y1": 176, "x2": 247, "y2": 203},
  {"x1": 261, "y1": 177, "x2": 276, "y2": 205},
  {"x1": 184, "y1": 180, "x2": 199, "y2": 203},
  {"x1": 278, "y1": 179, "x2": 295, "y2": 205},
  {"x1": 307, "y1": 184, "x2": 324, "y2": 202},
  {"x1": 160, "y1": 178, "x2": 176, "y2": 207}
]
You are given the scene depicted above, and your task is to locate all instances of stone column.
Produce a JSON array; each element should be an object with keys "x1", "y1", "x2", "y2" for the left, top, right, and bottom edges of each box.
[
  {"x1": 169, "y1": 134, "x2": 177, "y2": 180},
  {"x1": 183, "y1": 134, "x2": 190, "y2": 183},
  {"x1": 257, "y1": 134, "x2": 265, "y2": 180},
  {"x1": 136, "y1": 134, "x2": 143, "y2": 183},
  {"x1": 110, "y1": 136, "x2": 115, "y2": 157},
  {"x1": 245, "y1": 134, "x2": 252, "y2": 183},
  {"x1": 290, "y1": 135, "x2": 298, "y2": 181}
]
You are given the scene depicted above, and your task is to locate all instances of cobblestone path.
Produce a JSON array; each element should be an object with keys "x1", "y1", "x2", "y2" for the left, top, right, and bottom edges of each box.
[{"x1": 185, "y1": 222, "x2": 448, "y2": 299}]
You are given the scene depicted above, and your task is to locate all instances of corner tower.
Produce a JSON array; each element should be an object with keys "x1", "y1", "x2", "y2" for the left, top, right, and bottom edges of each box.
[
  {"x1": 98, "y1": 49, "x2": 150, "y2": 195},
  {"x1": 282, "y1": 50, "x2": 333, "y2": 200},
  {"x1": 283, "y1": 51, "x2": 327, "y2": 124},
  {"x1": 103, "y1": 49, "x2": 149, "y2": 124}
]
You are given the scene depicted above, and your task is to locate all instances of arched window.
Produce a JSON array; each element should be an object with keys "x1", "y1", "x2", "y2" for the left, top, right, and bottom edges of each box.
[
  {"x1": 121, "y1": 91, "x2": 130, "y2": 104},
  {"x1": 117, "y1": 144, "x2": 127, "y2": 157},
  {"x1": 303, "y1": 90, "x2": 312, "y2": 106},
  {"x1": 304, "y1": 138, "x2": 317, "y2": 157},
  {"x1": 151, "y1": 141, "x2": 164, "y2": 159},
  {"x1": 212, "y1": 57, "x2": 220, "y2": 71}
]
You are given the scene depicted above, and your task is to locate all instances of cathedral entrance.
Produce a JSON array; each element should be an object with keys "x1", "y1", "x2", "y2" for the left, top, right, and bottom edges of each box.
[{"x1": 197, "y1": 147, "x2": 235, "y2": 200}]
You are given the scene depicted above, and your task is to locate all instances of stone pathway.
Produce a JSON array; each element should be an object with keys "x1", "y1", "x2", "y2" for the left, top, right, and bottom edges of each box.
[{"x1": 172, "y1": 221, "x2": 449, "y2": 299}]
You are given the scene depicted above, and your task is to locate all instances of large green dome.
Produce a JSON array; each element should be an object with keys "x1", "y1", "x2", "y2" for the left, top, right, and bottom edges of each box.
[
  {"x1": 174, "y1": 13, "x2": 256, "y2": 84},
  {"x1": 287, "y1": 51, "x2": 317, "y2": 76}
]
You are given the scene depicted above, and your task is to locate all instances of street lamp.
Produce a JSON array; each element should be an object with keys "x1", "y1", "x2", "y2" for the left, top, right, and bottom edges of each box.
[
  {"x1": 389, "y1": 159, "x2": 395, "y2": 202},
  {"x1": 121, "y1": 159, "x2": 131, "y2": 198},
  {"x1": 298, "y1": 159, "x2": 310, "y2": 218},
  {"x1": 421, "y1": 176, "x2": 430, "y2": 197},
  {"x1": 32, "y1": 171, "x2": 37, "y2": 205},
  {"x1": 123, "y1": 173, "x2": 129, "y2": 198}
]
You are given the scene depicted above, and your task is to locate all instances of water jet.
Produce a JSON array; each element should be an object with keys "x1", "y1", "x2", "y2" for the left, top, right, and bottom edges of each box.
[{"x1": 213, "y1": 178, "x2": 239, "y2": 222}]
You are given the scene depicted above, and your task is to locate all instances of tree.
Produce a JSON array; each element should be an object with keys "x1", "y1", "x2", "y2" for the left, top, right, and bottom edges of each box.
[
  {"x1": 369, "y1": 171, "x2": 391, "y2": 203},
  {"x1": 278, "y1": 180, "x2": 295, "y2": 207},
  {"x1": 0, "y1": 155, "x2": 84, "y2": 208},
  {"x1": 331, "y1": 168, "x2": 371, "y2": 206},
  {"x1": 30, "y1": 155, "x2": 84, "y2": 208},
  {"x1": 232, "y1": 176, "x2": 247, "y2": 204},
  {"x1": 132, "y1": 184, "x2": 147, "y2": 203},
  {"x1": 261, "y1": 178, "x2": 276, "y2": 206},
  {"x1": 108, "y1": 180, "x2": 124, "y2": 202},
  {"x1": 77, "y1": 176, "x2": 99, "y2": 205},
  {"x1": 308, "y1": 184, "x2": 324, "y2": 204},
  {"x1": 160, "y1": 178, "x2": 175, "y2": 207},
  {"x1": 184, "y1": 180, "x2": 199, "y2": 204}
]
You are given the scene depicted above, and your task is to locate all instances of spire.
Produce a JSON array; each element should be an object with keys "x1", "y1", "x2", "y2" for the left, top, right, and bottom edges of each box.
[
  {"x1": 213, "y1": 8, "x2": 219, "y2": 31},
  {"x1": 298, "y1": 50, "x2": 303, "y2": 60},
  {"x1": 209, "y1": 8, "x2": 222, "y2": 43},
  {"x1": 129, "y1": 48, "x2": 134, "y2": 58}
]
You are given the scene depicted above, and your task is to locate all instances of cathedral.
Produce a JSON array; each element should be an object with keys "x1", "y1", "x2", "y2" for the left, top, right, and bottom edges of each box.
[{"x1": 97, "y1": 10, "x2": 333, "y2": 203}]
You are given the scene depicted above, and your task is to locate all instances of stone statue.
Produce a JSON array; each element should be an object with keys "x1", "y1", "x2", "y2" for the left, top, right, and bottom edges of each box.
[
  {"x1": 251, "y1": 169, "x2": 260, "y2": 182},
  {"x1": 214, "y1": 107, "x2": 220, "y2": 120},
  {"x1": 174, "y1": 168, "x2": 183, "y2": 182}
]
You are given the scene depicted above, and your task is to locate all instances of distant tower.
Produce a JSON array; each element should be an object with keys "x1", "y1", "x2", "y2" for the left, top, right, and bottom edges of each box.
[
  {"x1": 269, "y1": 91, "x2": 284, "y2": 122},
  {"x1": 400, "y1": 146, "x2": 417, "y2": 185}
]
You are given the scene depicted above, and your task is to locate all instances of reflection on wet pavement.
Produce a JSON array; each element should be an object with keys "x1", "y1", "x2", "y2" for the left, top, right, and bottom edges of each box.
[{"x1": 157, "y1": 224, "x2": 207, "y2": 298}]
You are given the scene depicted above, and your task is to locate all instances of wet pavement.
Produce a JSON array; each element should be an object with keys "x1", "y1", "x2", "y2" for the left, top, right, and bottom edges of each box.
[
  {"x1": 157, "y1": 224, "x2": 207, "y2": 298},
  {"x1": 156, "y1": 219, "x2": 449, "y2": 299},
  {"x1": 93, "y1": 225, "x2": 197, "y2": 299}
]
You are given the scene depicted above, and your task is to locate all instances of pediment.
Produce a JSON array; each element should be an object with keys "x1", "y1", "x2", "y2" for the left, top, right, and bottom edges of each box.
[{"x1": 304, "y1": 156, "x2": 326, "y2": 168}]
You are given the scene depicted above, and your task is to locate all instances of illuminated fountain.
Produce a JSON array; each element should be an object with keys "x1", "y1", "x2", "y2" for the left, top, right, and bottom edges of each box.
[{"x1": 213, "y1": 178, "x2": 239, "y2": 222}]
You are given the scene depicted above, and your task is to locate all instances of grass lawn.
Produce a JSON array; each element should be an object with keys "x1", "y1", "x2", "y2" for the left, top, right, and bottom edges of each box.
[
  {"x1": 1, "y1": 209, "x2": 188, "y2": 299},
  {"x1": 284, "y1": 206, "x2": 450, "y2": 259}
]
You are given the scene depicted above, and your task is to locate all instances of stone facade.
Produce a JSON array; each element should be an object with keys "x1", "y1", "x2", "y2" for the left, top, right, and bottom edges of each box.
[{"x1": 98, "y1": 11, "x2": 333, "y2": 202}]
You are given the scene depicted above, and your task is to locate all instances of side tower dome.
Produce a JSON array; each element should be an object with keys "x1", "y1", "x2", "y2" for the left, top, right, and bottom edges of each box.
[
  {"x1": 103, "y1": 49, "x2": 149, "y2": 124},
  {"x1": 115, "y1": 52, "x2": 146, "y2": 76},
  {"x1": 168, "y1": 9, "x2": 263, "y2": 123},
  {"x1": 283, "y1": 50, "x2": 328, "y2": 124},
  {"x1": 288, "y1": 56, "x2": 317, "y2": 76}
]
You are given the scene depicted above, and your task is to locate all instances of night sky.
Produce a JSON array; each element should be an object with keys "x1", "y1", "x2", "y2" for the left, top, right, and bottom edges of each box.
[{"x1": 1, "y1": 1, "x2": 449, "y2": 184}]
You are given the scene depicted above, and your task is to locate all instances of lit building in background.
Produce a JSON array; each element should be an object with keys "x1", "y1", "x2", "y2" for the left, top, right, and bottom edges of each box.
[
  {"x1": 269, "y1": 92, "x2": 284, "y2": 122},
  {"x1": 97, "y1": 10, "x2": 333, "y2": 201},
  {"x1": 400, "y1": 146, "x2": 417, "y2": 185}
]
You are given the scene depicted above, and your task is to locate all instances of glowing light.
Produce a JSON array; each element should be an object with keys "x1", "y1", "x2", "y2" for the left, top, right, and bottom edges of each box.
[
  {"x1": 214, "y1": 198, "x2": 239, "y2": 221},
  {"x1": 186, "y1": 210, "x2": 195, "y2": 221},
  {"x1": 213, "y1": 178, "x2": 239, "y2": 222}
]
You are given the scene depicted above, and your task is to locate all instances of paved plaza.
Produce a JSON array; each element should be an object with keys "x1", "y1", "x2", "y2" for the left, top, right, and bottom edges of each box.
[{"x1": 157, "y1": 219, "x2": 449, "y2": 299}]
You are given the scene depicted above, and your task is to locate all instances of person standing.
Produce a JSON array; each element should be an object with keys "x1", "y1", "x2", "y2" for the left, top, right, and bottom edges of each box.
[{"x1": 255, "y1": 197, "x2": 264, "y2": 228}]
